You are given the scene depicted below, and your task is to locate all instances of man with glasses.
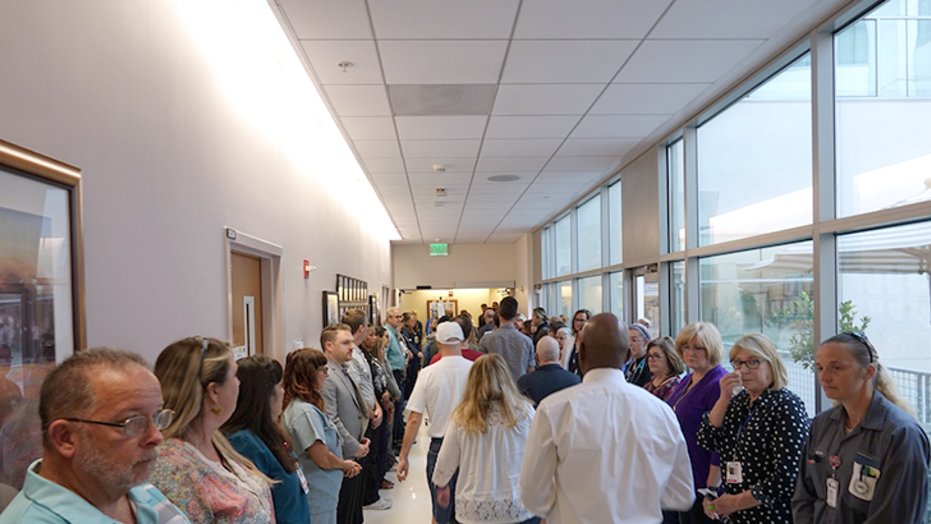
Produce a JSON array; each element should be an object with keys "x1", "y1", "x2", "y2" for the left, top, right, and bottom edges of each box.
[{"x1": 0, "y1": 347, "x2": 189, "y2": 523}]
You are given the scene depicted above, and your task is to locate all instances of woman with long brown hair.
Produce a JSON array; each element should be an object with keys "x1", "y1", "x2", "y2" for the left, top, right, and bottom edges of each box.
[{"x1": 280, "y1": 348, "x2": 360, "y2": 524}]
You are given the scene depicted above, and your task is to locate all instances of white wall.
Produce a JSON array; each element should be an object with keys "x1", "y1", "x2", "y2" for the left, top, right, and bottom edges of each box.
[
  {"x1": 0, "y1": 1, "x2": 393, "y2": 363},
  {"x1": 392, "y1": 243, "x2": 518, "y2": 290},
  {"x1": 621, "y1": 150, "x2": 661, "y2": 267}
]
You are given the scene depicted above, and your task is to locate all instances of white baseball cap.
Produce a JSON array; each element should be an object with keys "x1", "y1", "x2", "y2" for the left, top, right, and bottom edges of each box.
[{"x1": 436, "y1": 321, "x2": 464, "y2": 344}]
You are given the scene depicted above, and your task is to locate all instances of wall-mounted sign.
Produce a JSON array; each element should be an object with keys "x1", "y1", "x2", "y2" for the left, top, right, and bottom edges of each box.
[{"x1": 429, "y1": 243, "x2": 448, "y2": 256}]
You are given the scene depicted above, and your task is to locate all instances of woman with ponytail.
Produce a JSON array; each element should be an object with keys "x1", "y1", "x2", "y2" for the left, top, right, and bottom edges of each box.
[{"x1": 793, "y1": 332, "x2": 930, "y2": 523}]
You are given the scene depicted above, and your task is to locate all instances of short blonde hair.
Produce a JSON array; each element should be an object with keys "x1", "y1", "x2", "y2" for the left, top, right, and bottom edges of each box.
[
  {"x1": 729, "y1": 333, "x2": 788, "y2": 390},
  {"x1": 675, "y1": 322, "x2": 724, "y2": 366}
]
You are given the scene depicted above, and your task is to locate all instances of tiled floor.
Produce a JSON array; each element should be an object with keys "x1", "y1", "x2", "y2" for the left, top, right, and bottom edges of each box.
[{"x1": 363, "y1": 423, "x2": 434, "y2": 523}]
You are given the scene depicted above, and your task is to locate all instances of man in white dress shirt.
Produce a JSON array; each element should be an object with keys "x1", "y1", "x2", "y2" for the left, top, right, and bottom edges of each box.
[
  {"x1": 396, "y1": 321, "x2": 473, "y2": 524},
  {"x1": 519, "y1": 313, "x2": 695, "y2": 524}
]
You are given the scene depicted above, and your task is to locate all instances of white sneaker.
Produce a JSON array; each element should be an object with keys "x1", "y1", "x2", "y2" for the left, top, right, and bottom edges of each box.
[{"x1": 364, "y1": 498, "x2": 393, "y2": 511}]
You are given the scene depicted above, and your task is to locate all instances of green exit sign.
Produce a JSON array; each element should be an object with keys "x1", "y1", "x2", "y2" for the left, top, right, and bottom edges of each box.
[{"x1": 429, "y1": 243, "x2": 449, "y2": 256}]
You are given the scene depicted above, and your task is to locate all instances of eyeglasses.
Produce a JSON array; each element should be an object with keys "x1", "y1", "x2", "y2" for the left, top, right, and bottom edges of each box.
[
  {"x1": 843, "y1": 331, "x2": 876, "y2": 363},
  {"x1": 63, "y1": 408, "x2": 175, "y2": 438},
  {"x1": 681, "y1": 344, "x2": 707, "y2": 353},
  {"x1": 647, "y1": 353, "x2": 665, "y2": 361},
  {"x1": 730, "y1": 358, "x2": 762, "y2": 370}
]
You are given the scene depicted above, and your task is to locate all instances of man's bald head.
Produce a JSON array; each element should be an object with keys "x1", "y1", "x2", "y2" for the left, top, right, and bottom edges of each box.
[
  {"x1": 578, "y1": 313, "x2": 630, "y2": 374},
  {"x1": 535, "y1": 336, "x2": 560, "y2": 364}
]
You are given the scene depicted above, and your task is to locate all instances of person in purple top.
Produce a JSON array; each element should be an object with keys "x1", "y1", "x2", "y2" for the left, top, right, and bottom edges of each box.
[{"x1": 666, "y1": 322, "x2": 728, "y2": 524}]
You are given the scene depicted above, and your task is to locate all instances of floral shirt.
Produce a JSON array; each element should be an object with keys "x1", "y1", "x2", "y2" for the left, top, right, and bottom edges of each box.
[
  {"x1": 643, "y1": 375, "x2": 680, "y2": 402},
  {"x1": 150, "y1": 438, "x2": 273, "y2": 524}
]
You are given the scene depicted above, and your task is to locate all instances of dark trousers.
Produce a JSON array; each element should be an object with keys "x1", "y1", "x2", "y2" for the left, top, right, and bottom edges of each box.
[
  {"x1": 337, "y1": 465, "x2": 364, "y2": 524},
  {"x1": 362, "y1": 422, "x2": 388, "y2": 504},
  {"x1": 427, "y1": 437, "x2": 458, "y2": 524},
  {"x1": 679, "y1": 497, "x2": 714, "y2": 524},
  {"x1": 392, "y1": 369, "x2": 406, "y2": 447}
]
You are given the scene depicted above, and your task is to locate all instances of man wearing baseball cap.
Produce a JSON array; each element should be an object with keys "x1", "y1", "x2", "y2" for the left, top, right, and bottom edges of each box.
[{"x1": 396, "y1": 321, "x2": 473, "y2": 524}]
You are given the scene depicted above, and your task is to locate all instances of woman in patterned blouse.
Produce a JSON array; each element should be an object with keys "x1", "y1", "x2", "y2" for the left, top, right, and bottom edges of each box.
[
  {"x1": 696, "y1": 333, "x2": 810, "y2": 523},
  {"x1": 150, "y1": 336, "x2": 274, "y2": 523},
  {"x1": 432, "y1": 354, "x2": 539, "y2": 524},
  {"x1": 643, "y1": 336, "x2": 685, "y2": 401}
]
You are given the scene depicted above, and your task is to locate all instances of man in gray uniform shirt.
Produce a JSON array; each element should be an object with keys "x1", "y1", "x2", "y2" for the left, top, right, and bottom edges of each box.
[{"x1": 479, "y1": 296, "x2": 535, "y2": 383}]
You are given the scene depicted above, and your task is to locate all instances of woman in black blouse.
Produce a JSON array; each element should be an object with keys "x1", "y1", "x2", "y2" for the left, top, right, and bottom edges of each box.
[{"x1": 696, "y1": 333, "x2": 810, "y2": 522}]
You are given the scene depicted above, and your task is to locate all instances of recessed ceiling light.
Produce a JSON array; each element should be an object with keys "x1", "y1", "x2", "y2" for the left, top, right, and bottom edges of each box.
[{"x1": 487, "y1": 175, "x2": 520, "y2": 183}]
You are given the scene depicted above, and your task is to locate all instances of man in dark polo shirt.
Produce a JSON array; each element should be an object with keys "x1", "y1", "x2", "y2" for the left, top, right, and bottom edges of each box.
[{"x1": 518, "y1": 335, "x2": 581, "y2": 406}]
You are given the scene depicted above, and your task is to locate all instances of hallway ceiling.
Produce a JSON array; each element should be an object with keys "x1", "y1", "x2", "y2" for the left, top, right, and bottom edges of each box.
[{"x1": 272, "y1": 0, "x2": 847, "y2": 245}]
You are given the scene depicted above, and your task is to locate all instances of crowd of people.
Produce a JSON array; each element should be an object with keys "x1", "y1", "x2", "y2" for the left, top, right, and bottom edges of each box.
[{"x1": 0, "y1": 297, "x2": 928, "y2": 524}]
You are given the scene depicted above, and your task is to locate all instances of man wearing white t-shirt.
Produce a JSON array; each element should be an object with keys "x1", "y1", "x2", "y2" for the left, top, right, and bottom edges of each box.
[
  {"x1": 397, "y1": 321, "x2": 473, "y2": 524},
  {"x1": 519, "y1": 313, "x2": 695, "y2": 524}
]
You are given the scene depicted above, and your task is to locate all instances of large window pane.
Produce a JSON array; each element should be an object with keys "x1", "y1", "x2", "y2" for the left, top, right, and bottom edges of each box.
[
  {"x1": 699, "y1": 242, "x2": 815, "y2": 416},
  {"x1": 668, "y1": 139, "x2": 685, "y2": 252},
  {"x1": 836, "y1": 1, "x2": 931, "y2": 216},
  {"x1": 579, "y1": 276, "x2": 602, "y2": 313},
  {"x1": 558, "y1": 280, "x2": 573, "y2": 319},
  {"x1": 541, "y1": 226, "x2": 553, "y2": 280},
  {"x1": 608, "y1": 182, "x2": 622, "y2": 265},
  {"x1": 697, "y1": 54, "x2": 812, "y2": 245},
  {"x1": 577, "y1": 195, "x2": 602, "y2": 271},
  {"x1": 635, "y1": 269, "x2": 660, "y2": 335},
  {"x1": 609, "y1": 271, "x2": 624, "y2": 318},
  {"x1": 555, "y1": 215, "x2": 571, "y2": 276},
  {"x1": 838, "y1": 221, "x2": 931, "y2": 432}
]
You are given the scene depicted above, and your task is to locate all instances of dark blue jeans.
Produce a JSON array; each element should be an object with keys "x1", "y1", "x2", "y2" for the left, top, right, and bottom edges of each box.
[{"x1": 426, "y1": 437, "x2": 458, "y2": 524}]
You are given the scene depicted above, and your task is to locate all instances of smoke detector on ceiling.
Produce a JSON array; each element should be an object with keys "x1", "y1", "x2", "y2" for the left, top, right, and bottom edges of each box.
[
  {"x1": 432, "y1": 164, "x2": 446, "y2": 173},
  {"x1": 435, "y1": 188, "x2": 447, "y2": 197}
]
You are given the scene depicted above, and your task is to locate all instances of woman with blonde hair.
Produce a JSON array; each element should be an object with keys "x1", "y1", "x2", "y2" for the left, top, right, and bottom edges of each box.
[
  {"x1": 280, "y1": 348, "x2": 361, "y2": 524},
  {"x1": 793, "y1": 332, "x2": 930, "y2": 522},
  {"x1": 665, "y1": 322, "x2": 729, "y2": 524},
  {"x1": 150, "y1": 336, "x2": 273, "y2": 523},
  {"x1": 432, "y1": 354, "x2": 539, "y2": 523},
  {"x1": 696, "y1": 333, "x2": 809, "y2": 522}
]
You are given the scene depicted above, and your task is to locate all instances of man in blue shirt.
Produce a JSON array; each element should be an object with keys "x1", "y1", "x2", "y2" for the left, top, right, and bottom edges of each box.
[
  {"x1": 517, "y1": 335, "x2": 581, "y2": 406},
  {"x1": 384, "y1": 307, "x2": 409, "y2": 451},
  {"x1": 0, "y1": 348, "x2": 189, "y2": 523}
]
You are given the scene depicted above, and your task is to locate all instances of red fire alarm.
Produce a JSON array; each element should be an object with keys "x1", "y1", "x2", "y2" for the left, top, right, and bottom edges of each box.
[{"x1": 303, "y1": 259, "x2": 311, "y2": 279}]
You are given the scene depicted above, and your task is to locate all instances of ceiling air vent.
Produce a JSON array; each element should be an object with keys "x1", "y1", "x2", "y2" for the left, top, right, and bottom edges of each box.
[{"x1": 388, "y1": 84, "x2": 495, "y2": 116}]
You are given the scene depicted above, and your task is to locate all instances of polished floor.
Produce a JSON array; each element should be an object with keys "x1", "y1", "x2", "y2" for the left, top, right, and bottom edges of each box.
[{"x1": 363, "y1": 421, "x2": 434, "y2": 523}]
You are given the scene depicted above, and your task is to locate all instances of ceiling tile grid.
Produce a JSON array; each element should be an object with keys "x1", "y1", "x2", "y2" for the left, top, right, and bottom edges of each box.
[{"x1": 276, "y1": 0, "x2": 838, "y2": 244}]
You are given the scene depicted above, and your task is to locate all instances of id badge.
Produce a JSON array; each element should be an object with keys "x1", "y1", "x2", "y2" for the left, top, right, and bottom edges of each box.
[
  {"x1": 826, "y1": 478, "x2": 839, "y2": 508},
  {"x1": 725, "y1": 461, "x2": 743, "y2": 484},
  {"x1": 848, "y1": 462, "x2": 880, "y2": 502},
  {"x1": 296, "y1": 466, "x2": 310, "y2": 494}
]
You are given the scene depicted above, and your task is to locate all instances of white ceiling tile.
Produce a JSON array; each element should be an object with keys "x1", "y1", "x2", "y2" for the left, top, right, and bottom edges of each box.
[
  {"x1": 485, "y1": 116, "x2": 579, "y2": 139},
  {"x1": 652, "y1": 0, "x2": 818, "y2": 39},
  {"x1": 379, "y1": 41, "x2": 508, "y2": 84},
  {"x1": 405, "y1": 158, "x2": 476, "y2": 175},
  {"x1": 546, "y1": 156, "x2": 619, "y2": 172},
  {"x1": 514, "y1": 0, "x2": 672, "y2": 38},
  {"x1": 354, "y1": 140, "x2": 402, "y2": 158},
  {"x1": 363, "y1": 157, "x2": 406, "y2": 172},
  {"x1": 396, "y1": 116, "x2": 488, "y2": 140},
  {"x1": 536, "y1": 171, "x2": 601, "y2": 183},
  {"x1": 476, "y1": 157, "x2": 549, "y2": 173},
  {"x1": 571, "y1": 114, "x2": 670, "y2": 138},
  {"x1": 502, "y1": 40, "x2": 638, "y2": 84},
  {"x1": 278, "y1": 0, "x2": 371, "y2": 39},
  {"x1": 409, "y1": 173, "x2": 472, "y2": 185},
  {"x1": 593, "y1": 83, "x2": 711, "y2": 114},
  {"x1": 325, "y1": 85, "x2": 392, "y2": 116},
  {"x1": 481, "y1": 139, "x2": 562, "y2": 157},
  {"x1": 402, "y1": 140, "x2": 481, "y2": 158},
  {"x1": 492, "y1": 84, "x2": 603, "y2": 115},
  {"x1": 614, "y1": 40, "x2": 764, "y2": 83},
  {"x1": 371, "y1": 173, "x2": 408, "y2": 186},
  {"x1": 301, "y1": 40, "x2": 383, "y2": 84},
  {"x1": 340, "y1": 116, "x2": 397, "y2": 140},
  {"x1": 369, "y1": 0, "x2": 520, "y2": 38},
  {"x1": 558, "y1": 138, "x2": 639, "y2": 157}
]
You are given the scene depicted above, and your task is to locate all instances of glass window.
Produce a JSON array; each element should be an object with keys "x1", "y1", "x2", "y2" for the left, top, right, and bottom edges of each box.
[
  {"x1": 578, "y1": 276, "x2": 602, "y2": 313},
  {"x1": 668, "y1": 139, "x2": 685, "y2": 252},
  {"x1": 608, "y1": 182, "x2": 622, "y2": 265},
  {"x1": 697, "y1": 54, "x2": 812, "y2": 246},
  {"x1": 609, "y1": 271, "x2": 624, "y2": 318},
  {"x1": 837, "y1": 221, "x2": 931, "y2": 434},
  {"x1": 835, "y1": 2, "x2": 931, "y2": 217},
  {"x1": 558, "y1": 280, "x2": 573, "y2": 319},
  {"x1": 555, "y1": 215, "x2": 571, "y2": 277},
  {"x1": 576, "y1": 195, "x2": 602, "y2": 271},
  {"x1": 541, "y1": 226, "x2": 553, "y2": 280},
  {"x1": 670, "y1": 260, "x2": 686, "y2": 335},
  {"x1": 699, "y1": 241, "x2": 815, "y2": 416},
  {"x1": 634, "y1": 268, "x2": 660, "y2": 335}
]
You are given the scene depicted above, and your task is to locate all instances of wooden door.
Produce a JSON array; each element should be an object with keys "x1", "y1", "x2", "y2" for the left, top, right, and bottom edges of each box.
[{"x1": 231, "y1": 252, "x2": 263, "y2": 355}]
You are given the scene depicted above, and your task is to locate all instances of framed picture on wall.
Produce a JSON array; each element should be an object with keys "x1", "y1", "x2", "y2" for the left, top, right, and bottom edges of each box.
[{"x1": 322, "y1": 291, "x2": 339, "y2": 327}]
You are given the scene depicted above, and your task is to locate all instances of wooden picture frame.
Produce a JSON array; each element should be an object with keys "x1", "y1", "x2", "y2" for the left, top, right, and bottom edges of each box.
[{"x1": 322, "y1": 291, "x2": 339, "y2": 327}]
